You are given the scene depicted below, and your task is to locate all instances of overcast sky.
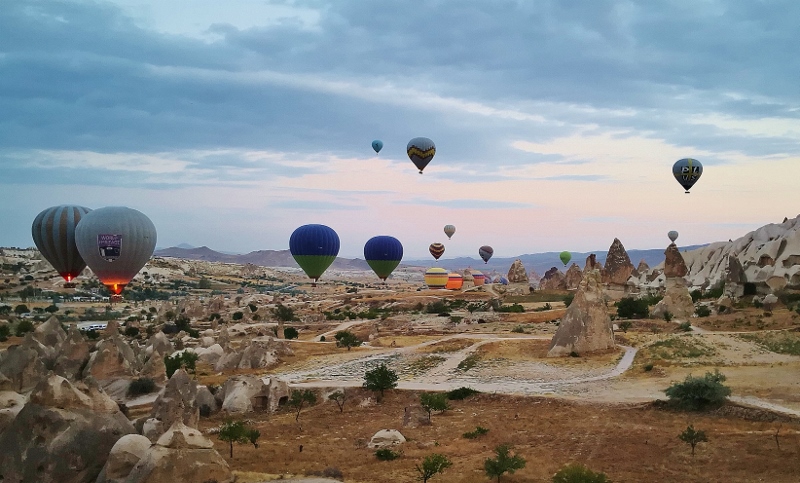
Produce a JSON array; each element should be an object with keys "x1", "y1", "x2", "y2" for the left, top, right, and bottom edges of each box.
[{"x1": 2, "y1": 1, "x2": 799, "y2": 259}]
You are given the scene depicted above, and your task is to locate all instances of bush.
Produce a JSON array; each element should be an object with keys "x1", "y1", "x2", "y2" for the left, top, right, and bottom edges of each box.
[
  {"x1": 334, "y1": 330, "x2": 362, "y2": 350},
  {"x1": 695, "y1": 306, "x2": 712, "y2": 317},
  {"x1": 498, "y1": 304, "x2": 525, "y2": 313},
  {"x1": 665, "y1": 369, "x2": 731, "y2": 410},
  {"x1": 690, "y1": 289, "x2": 703, "y2": 302},
  {"x1": 616, "y1": 297, "x2": 649, "y2": 319},
  {"x1": 15, "y1": 319, "x2": 34, "y2": 337},
  {"x1": 563, "y1": 294, "x2": 574, "y2": 307},
  {"x1": 617, "y1": 321, "x2": 632, "y2": 333},
  {"x1": 232, "y1": 311, "x2": 244, "y2": 321},
  {"x1": 644, "y1": 363, "x2": 654, "y2": 372},
  {"x1": 511, "y1": 325, "x2": 526, "y2": 333},
  {"x1": 273, "y1": 304, "x2": 298, "y2": 321},
  {"x1": 446, "y1": 387, "x2": 480, "y2": 400},
  {"x1": 85, "y1": 329, "x2": 100, "y2": 340},
  {"x1": 552, "y1": 463, "x2": 611, "y2": 483},
  {"x1": 127, "y1": 377, "x2": 156, "y2": 397},
  {"x1": 164, "y1": 351, "x2": 199, "y2": 378},
  {"x1": 678, "y1": 322, "x2": 692, "y2": 332},
  {"x1": 0, "y1": 324, "x2": 9, "y2": 342},
  {"x1": 124, "y1": 326, "x2": 140, "y2": 337},
  {"x1": 463, "y1": 426, "x2": 489, "y2": 439},
  {"x1": 283, "y1": 327, "x2": 299, "y2": 339},
  {"x1": 375, "y1": 448, "x2": 400, "y2": 461}
]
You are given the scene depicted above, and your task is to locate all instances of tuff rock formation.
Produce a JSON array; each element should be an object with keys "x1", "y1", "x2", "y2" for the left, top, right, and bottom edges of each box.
[
  {"x1": 0, "y1": 375, "x2": 134, "y2": 483},
  {"x1": 124, "y1": 422, "x2": 233, "y2": 483},
  {"x1": 563, "y1": 263, "x2": 583, "y2": 290},
  {"x1": 219, "y1": 375, "x2": 289, "y2": 413},
  {"x1": 651, "y1": 244, "x2": 695, "y2": 320},
  {"x1": 32, "y1": 316, "x2": 67, "y2": 347},
  {"x1": 548, "y1": 256, "x2": 615, "y2": 357},
  {"x1": 602, "y1": 238, "x2": 635, "y2": 286},
  {"x1": 52, "y1": 325, "x2": 91, "y2": 380},
  {"x1": 148, "y1": 369, "x2": 199, "y2": 438},
  {"x1": 367, "y1": 429, "x2": 407, "y2": 448},
  {"x1": 95, "y1": 434, "x2": 152, "y2": 483},
  {"x1": 507, "y1": 259, "x2": 529, "y2": 284},
  {"x1": 538, "y1": 267, "x2": 567, "y2": 290}
]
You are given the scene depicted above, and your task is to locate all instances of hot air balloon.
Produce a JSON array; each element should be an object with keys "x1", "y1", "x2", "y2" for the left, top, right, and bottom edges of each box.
[
  {"x1": 471, "y1": 270, "x2": 485, "y2": 286},
  {"x1": 479, "y1": 245, "x2": 493, "y2": 264},
  {"x1": 407, "y1": 137, "x2": 436, "y2": 174},
  {"x1": 74, "y1": 206, "x2": 157, "y2": 297},
  {"x1": 289, "y1": 224, "x2": 340, "y2": 286},
  {"x1": 446, "y1": 273, "x2": 463, "y2": 290},
  {"x1": 559, "y1": 251, "x2": 571, "y2": 267},
  {"x1": 444, "y1": 224, "x2": 455, "y2": 239},
  {"x1": 672, "y1": 158, "x2": 703, "y2": 193},
  {"x1": 429, "y1": 242, "x2": 445, "y2": 261},
  {"x1": 668, "y1": 230, "x2": 679, "y2": 243},
  {"x1": 424, "y1": 267, "x2": 448, "y2": 289},
  {"x1": 372, "y1": 140, "x2": 383, "y2": 153},
  {"x1": 364, "y1": 235, "x2": 403, "y2": 281},
  {"x1": 31, "y1": 205, "x2": 92, "y2": 287}
]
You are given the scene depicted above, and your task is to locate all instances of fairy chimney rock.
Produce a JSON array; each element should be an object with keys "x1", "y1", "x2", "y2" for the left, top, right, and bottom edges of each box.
[
  {"x1": 507, "y1": 259, "x2": 529, "y2": 283},
  {"x1": 548, "y1": 266, "x2": 614, "y2": 357},
  {"x1": 602, "y1": 238, "x2": 634, "y2": 286}
]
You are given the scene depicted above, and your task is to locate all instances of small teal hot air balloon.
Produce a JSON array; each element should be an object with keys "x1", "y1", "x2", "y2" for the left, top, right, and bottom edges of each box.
[
  {"x1": 289, "y1": 224, "x2": 340, "y2": 286},
  {"x1": 372, "y1": 140, "x2": 383, "y2": 153},
  {"x1": 364, "y1": 236, "x2": 403, "y2": 281},
  {"x1": 672, "y1": 158, "x2": 703, "y2": 193}
]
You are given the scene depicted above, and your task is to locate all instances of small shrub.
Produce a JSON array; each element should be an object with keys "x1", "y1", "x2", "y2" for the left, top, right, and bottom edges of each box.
[
  {"x1": 511, "y1": 325, "x2": 525, "y2": 333},
  {"x1": 678, "y1": 322, "x2": 692, "y2": 332},
  {"x1": 232, "y1": 311, "x2": 244, "y2": 321},
  {"x1": 569, "y1": 351, "x2": 579, "y2": 358},
  {"x1": 0, "y1": 324, "x2": 9, "y2": 341},
  {"x1": 127, "y1": 377, "x2": 156, "y2": 397},
  {"x1": 375, "y1": 448, "x2": 400, "y2": 461},
  {"x1": 690, "y1": 289, "x2": 703, "y2": 302},
  {"x1": 15, "y1": 319, "x2": 34, "y2": 337},
  {"x1": 563, "y1": 294, "x2": 574, "y2": 307},
  {"x1": 124, "y1": 326, "x2": 140, "y2": 337},
  {"x1": 498, "y1": 303, "x2": 525, "y2": 313},
  {"x1": 552, "y1": 463, "x2": 611, "y2": 483},
  {"x1": 663, "y1": 311, "x2": 673, "y2": 322},
  {"x1": 463, "y1": 426, "x2": 489, "y2": 439},
  {"x1": 283, "y1": 327, "x2": 299, "y2": 340},
  {"x1": 446, "y1": 387, "x2": 480, "y2": 400},
  {"x1": 695, "y1": 306, "x2": 712, "y2": 317},
  {"x1": 665, "y1": 369, "x2": 731, "y2": 411},
  {"x1": 644, "y1": 363, "x2": 654, "y2": 372},
  {"x1": 457, "y1": 354, "x2": 480, "y2": 371},
  {"x1": 618, "y1": 321, "x2": 632, "y2": 333}
]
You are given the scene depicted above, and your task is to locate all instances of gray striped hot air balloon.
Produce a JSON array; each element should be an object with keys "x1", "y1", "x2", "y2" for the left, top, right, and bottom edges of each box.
[
  {"x1": 75, "y1": 206, "x2": 157, "y2": 296},
  {"x1": 31, "y1": 205, "x2": 92, "y2": 286}
]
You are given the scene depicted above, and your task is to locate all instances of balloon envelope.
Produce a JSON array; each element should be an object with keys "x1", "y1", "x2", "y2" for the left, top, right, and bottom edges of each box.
[
  {"x1": 289, "y1": 224, "x2": 340, "y2": 283},
  {"x1": 559, "y1": 251, "x2": 571, "y2": 266},
  {"x1": 479, "y1": 245, "x2": 493, "y2": 264},
  {"x1": 407, "y1": 137, "x2": 436, "y2": 173},
  {"x1": 446, "y1": 273, "x2": 463, "y2": 290},
  {"x1": 668, "y1": 230, "x2": 679, "y2": 243},
  {"x1": 364, "y1": 235, "x2": 403, "y2": 281},
  {"x1": 429, "y1": 243, "x2": 445, "y2": 260},
  {"x1": 372, "y1": 140, "x2": 383, "y2": 153},
  {"x1": 444, "y1": 224, "x2": 455, "y2": 239},
  {"x1": 672, "y1": 158, "x2": 703, "y2": 193},
  {"x1": 424, "y1": 267, "x2": 448, "y2": 289},
  {"x1": 471, "y1": 270, "x2": 485, "y2": 286},
  {"x1": 75, "y1": 206, "x2": 157, "y2": 295},
  {"x1": 32, "y1": 205, "x2": 92, "y2": 284}
]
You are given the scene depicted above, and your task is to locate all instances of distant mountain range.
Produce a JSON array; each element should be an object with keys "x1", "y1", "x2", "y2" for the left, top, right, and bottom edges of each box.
[{"x1": 154, "y1": 244, "x2": 707, "y2": 275}]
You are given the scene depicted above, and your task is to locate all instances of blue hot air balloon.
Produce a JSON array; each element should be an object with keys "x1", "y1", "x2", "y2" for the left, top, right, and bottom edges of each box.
[
  {"x1": 372, "y1": 140, "x2": 383, "y2": 153},
  {"x1": 364, "y1": 236, "x2": 403, "y2": 281},
  {"x1": 289, "y1": 224, "x2": 340, "y2": 286},
  {"x1": 672, "y1": 158, "x2": 703, "y2": 193}
]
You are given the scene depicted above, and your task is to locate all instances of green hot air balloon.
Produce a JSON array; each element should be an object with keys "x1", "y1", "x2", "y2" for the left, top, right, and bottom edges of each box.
[
  {"x1": 75, "y1": 206, "x2": 157, "y2": 297},
  {"x1": 559, "y1": 251, "x2": 571, "y2": 266},
  {"x1": 289, "y1": 224, "x2": 340, "y2": 286},
  {"x1": 364, "y1": 236, "x2": 403, "y2": 281}
]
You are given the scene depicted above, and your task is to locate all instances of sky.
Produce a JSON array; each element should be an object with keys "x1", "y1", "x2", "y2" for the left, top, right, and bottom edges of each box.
[{"x1": 2, "y1": 0, "x2": 799, "y2": 259}]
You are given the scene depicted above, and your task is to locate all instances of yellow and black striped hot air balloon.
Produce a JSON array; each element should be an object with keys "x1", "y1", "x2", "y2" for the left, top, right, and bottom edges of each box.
[{"x1": 407, "y1": 137, "x2": 436, "y2": 174}]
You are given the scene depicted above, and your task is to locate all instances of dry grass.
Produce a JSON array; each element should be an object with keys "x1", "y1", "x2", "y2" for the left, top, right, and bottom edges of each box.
[
  {"x1": 417, "y1": 338, "x2": 477, "y2": 354},
  {"x1": 201, "y1": 390, "x2": 800, "y2": 483},
  {"x1": 693, "y1": 307, "x2": 800, "y2": 332}
]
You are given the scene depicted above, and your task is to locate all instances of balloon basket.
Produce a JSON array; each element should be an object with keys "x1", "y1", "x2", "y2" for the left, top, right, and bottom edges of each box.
[{"x1": 63, "y1": 283, "x2": 76, "y2": 289}]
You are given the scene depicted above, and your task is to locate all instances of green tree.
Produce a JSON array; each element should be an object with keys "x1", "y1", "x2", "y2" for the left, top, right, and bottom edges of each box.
[
  {"x1": 289, "y1": 389, "x2": 317, "y2": 421},
  {"x1": 679, "y1": 424, "x2": 708, "y2": 456},
  {"x1": 363, "y1": 364, "x2": 398, "y2": 401},
  {"x1": 0, "y1": 324, "x2": 10, "y2": 342},
  {"x1": 484, "y1": 444, "x2": 526, "y2": 482},
  {"x1": 617, "y1": 321, "x2": 632, "y2": 333},
  {"x1": 273, "y1": 304, "x2": 297, "y2": 322},
  {"x1": 164, "y1": 351, "x2": 199, "y2": 378},
  {"x1": 328, "y1": 390, "x2": 346, "y2": 412},
  {"x1": 248, "y1": 303, "x2": 258, "y2": 313},
  {"x1": 419, "y1": 392, "x2": 449, "y2": 421},
  {"x1": 218, "y1": 420, "x2": 249, "y2": 458},
  {"x1": 15, "y1": 319, "x2": 34, "y2": 337},
  {"x1": 283, "y1": 327, "x2": 299, "y2": 340},
  {"x1": 616, "y1": 297, "x2": 649, "y2": 319},
  {"x1": 552, "y1": 463, "x2": 611, "y2": 483},
  {"x1": 44, "y1": 304, "x2": 59, "y2": 314},
  {"x1": 415, "y1": 453, "x2": 452, "y2": 483},
  {"x1": 13, "y1": 304, "x2": 29, "y2": 315},
  {"x1": 246, "y1": 428, "x2": 261, "y2": 449},
  {"x1": 665, "y1": 369, "x2": 731, "y2": 411},
  {"x1": 334, "y1": 330, "x2": 362, "y2": 350},
  {"x1": 232, "y1": 311, "x2": 244, "y2": 321},
  {"x1": 198, "y1": 277, "x2": 212, "y2": 289}
]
